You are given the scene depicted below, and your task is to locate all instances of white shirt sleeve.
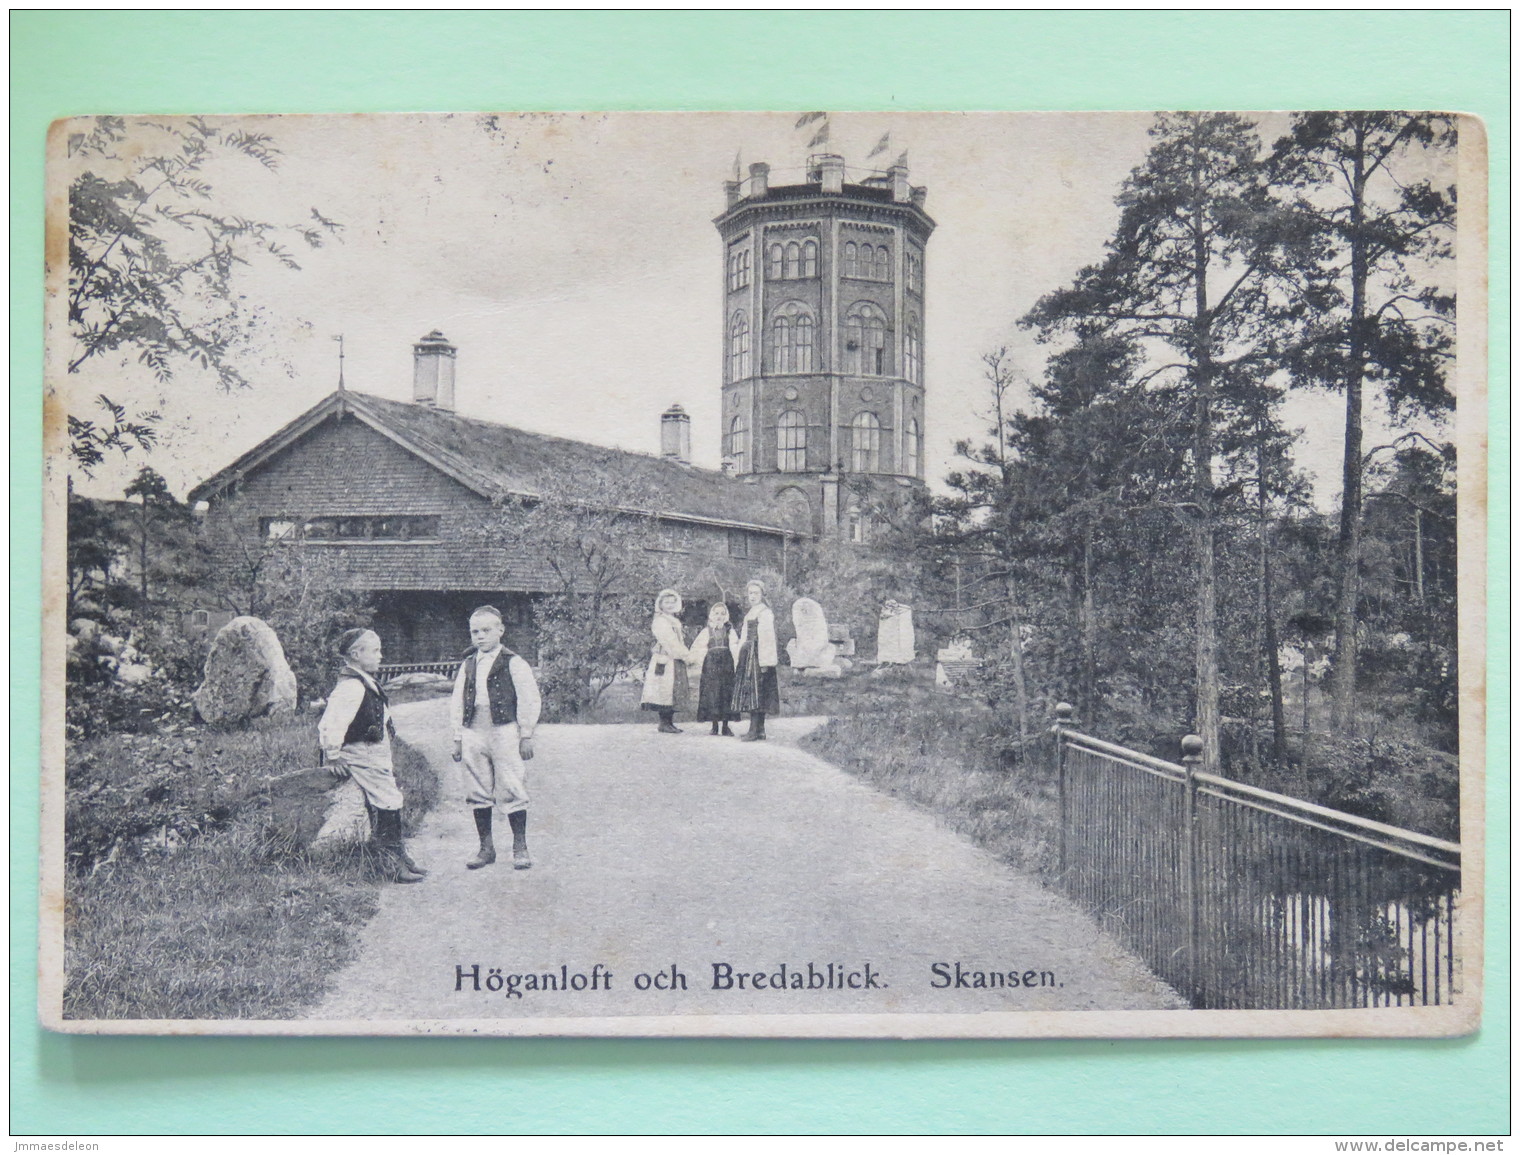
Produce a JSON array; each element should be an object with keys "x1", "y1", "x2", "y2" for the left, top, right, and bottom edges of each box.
[
  {"x1": 318, "y1": 678, "x2": 366, "y2": 759},
  {"x1": 510, "y1": 657, "x2": 542, "y2": 737},
  {"x1": 450, "y1": 658, "x2": 470, "y2": 741}
]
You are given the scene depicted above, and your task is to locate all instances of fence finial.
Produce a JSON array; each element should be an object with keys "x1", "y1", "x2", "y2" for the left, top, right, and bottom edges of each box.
[
  {"x1": 1054, "y1": 702, "x2": 1074, "y2": 725},
  {"x1": 1180, "y1": 734, "x2": 1204, "y2": 760}
]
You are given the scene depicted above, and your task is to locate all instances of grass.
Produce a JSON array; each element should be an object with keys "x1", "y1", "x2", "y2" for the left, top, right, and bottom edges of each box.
[
  {"x1": 795, "y1": 665, "x2": 1062, "y2": 879},
  {"x1": 63, "y1": 716, "x2": 436, "y2": 1021}
]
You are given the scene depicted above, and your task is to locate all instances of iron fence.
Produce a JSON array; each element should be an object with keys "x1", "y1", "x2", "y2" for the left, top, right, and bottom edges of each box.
[
  {"x1": 378, "y1": 660, "x2": 461, "y2": 681},
  {"x1": 1052, "y1": 707, "x2": 1461, "y2": 1010}
]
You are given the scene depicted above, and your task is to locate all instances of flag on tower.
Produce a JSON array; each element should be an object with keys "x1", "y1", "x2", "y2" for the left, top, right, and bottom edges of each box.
[
  {"x1": 867, "y1": 131, "x2": 891, "y2": 159},
  {"x1": 808, "y1": 121, "x2": 830, "y2": 149},
  {"x1": 894, "y1": 149, "x2": 909, "y2": 168},
  {"x1": 732, "y1": 150, "x2": 742, "y2": 180},
  {"x1": 794, "y1": 110, "x2": 826, "y2": 130}
]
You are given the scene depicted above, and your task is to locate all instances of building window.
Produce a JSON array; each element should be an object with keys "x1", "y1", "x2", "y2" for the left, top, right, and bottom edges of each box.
[
  {"x1": 262, "y1": 518, "x2": 297, "y2": 540},
  {"x1": 727, "y1": 413, "x2": 749, "y2": 474},
  {"x1": 904, "y1": 417, "x2": 921, "y2": 478},
  {"x1": 851, "y1": 411, "x2": 881, "y2": 472},
  {"x1": 728, "y1": 312, "x2": 751, "y2": 380},
  {"x1": 905, "y1": 315, "x2": 922, "y2": 383},
  {"x1": 776, "y1": 409, "x2": 807, "y2": 472},
  {"x1": 844, "y1": 302, "x2": 889, "y2": 375},
  {"x1": 727, "y1": 529, "x2": 750, "y2": 558},
  {"x1": 288, "y1": 515, "x2": 442, "y2": 542},
  {"x1": 907, "y1": 249, "x2": 922, "y2": 294},
  {"x1": 727, "y1": 245, "x2": 751, "y2": 292},
  {"x1": 875, "y1": 244, "x2": 892, "y2": 281},
  {"x1": 802, "y1": 239, "x2": 818, "y2": 278},
  {"x1": 767, "y1": 243, "x2": 784, "y2": 280},
  {"x1": 843, "y1": 241, "x2": 857, "y2": 278},
  {"x1": 770, "y1": 302, "x2": 815, "y2": 373},
  {"x1": 781, "y1": 241, "x2": 800, "y2": 279}
]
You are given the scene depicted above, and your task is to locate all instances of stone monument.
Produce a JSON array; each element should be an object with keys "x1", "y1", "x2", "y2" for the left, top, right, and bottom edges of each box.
[
  {"x1": 786, "y1": 597, "x2": 845, "y2": 677},
  {"x1": 875, "y1": 600, "x2": 916, "y2": 666},
  {"x1": 192, "y1": 615, "x2": 299, "y2": 726}
]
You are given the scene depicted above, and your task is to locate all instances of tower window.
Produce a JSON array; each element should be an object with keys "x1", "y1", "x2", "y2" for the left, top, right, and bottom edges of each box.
[
  {"x1": 904, "y1": 417, "x2": 921, "y2": 478},
  {"x1": 802, "y1": 239, "x2": 818, "y2": 278},
  {"x1": 907, "y1": 249, "x2": 923, "y2": 294},
  {"x1": 728, "y1": 312, "x2": 751, "y2": 381},
  {"x1": 844, "y1": 302, "x2": 889, "y2": 376},
  {"x1": 770, "y1": 302, "x2": 815, "y2": 373},
  {"x1": 727, "y1": 413, "x2": 749, "y2": 474},
  {"x1": 728, "y1": 245, "x2": 751, "y2": 292},
  {"x1": 851, "y1": 411, "x2": 881, "y2": 472},
  {"x1": 875, "y1": 244, "x2": 892, "y2": 281},
  {"x1": 767, "y1": 243, "x2": 784, "y2": 280},
  {"x1": 905, "y1": 315, "x2": 922, "y2": 383},
  {"x1": 843, "y1": 241, "x2": 857, "y2": 278},
  {"x1": 776, "y1": 409, "x2": 807, "y2": 472}
]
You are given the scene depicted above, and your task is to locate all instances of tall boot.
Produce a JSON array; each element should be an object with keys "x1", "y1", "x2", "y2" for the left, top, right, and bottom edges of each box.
[
  {"x1": 508, "y1": 808, "x2": 531, "y2": 870},
  {"x1": 381, "y1": 808, "x2": 427, "y2": 876},
  {"x1": 740, "y1": 711, "x2": 767, "y2": 742},
  {"x1": 466, "y1": 806, "x2": 497, "y2": 870},
  {"x1": 375, "y1": 809, "x2": 424, "y2": 883},
  {"x1": 657, "y1": 709, "x2": 682, "y2": 734}
]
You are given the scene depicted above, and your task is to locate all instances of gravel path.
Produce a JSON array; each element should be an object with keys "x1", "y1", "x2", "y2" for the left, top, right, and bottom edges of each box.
[{"x1": 308, "y1": 699, "x2": 1184, "y2": 1024}]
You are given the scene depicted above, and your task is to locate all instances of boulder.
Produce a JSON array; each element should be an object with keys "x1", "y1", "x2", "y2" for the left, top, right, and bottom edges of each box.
[
  {"x1": 192, "y1": 616, "x2": 298, "y2": 726},
  {"x1": 260, "y1": 767, "x2": 370, "y2": 851}
]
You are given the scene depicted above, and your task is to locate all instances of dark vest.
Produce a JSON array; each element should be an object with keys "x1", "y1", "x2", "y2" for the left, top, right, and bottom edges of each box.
[
  {"x1": 461, "y1": 648, "x2": 519, "y2": 727},
  {"x1": 339, "y1": 673, "x2": 390, "y2": 746}
]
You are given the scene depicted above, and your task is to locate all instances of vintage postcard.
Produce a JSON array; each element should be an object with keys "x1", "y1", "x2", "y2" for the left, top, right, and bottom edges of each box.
[{"x1": 41, "y1": 111, "x2": 1486, "y2": 1037}]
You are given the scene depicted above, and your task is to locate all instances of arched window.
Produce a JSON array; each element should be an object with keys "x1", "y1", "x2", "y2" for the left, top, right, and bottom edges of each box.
[
  {"x1": 728, "y1": 312, "x2": 751, "y2": 381},
  {"x1": 875, "y1": 245, "x2": 892, "y2": 281},
  {"x1": 844, "y1": 302, "x2": 889, "y2": 375},
  {"x1": 906, "y1": 249, "x2": 922, "y2": 294},
  {"x1": 904, "y1": 315, "x2": 922, "y2": 383},
  {"x1": 727, "y1": 413, "x2": 749, "y2": 474},
  {"x1": 802, "y1": 239, "x2": 818, "y2": 278},
  {"x1": 776, "y1": 409, "x2": 807, "y2": 472},
  {"x1": 727, "y1": 245, "x2": 750, "y2": 292},
  {"x1": 783, "y1": 241, "x2": 802, "y2": 279},
  {"x1": 771, "y1": 316, "x2": 792, "y2": 373},
  {"x1": 851, "y1": 411, "x2": 881, "y2": 472},
  {"x1": 859, "y1": 244, "x2": 874, "y2": 278},
  {"x1": 771, "y1": 302, "x2": 815, "y2": 373},
  {"x1": 904, "y1": 417, "x2": 921, "y2": 478},
  {"x1": 843, "y1": 241, "x2": 857, "y2": 278},
  {"x1": 767, "y1": 243, "x2": 783, "y2": 280}
]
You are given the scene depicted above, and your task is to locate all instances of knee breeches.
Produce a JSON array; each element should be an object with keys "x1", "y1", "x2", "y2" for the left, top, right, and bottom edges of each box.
[{"x1": 460, "y1": 725, "x2": 529, "y2": 813}]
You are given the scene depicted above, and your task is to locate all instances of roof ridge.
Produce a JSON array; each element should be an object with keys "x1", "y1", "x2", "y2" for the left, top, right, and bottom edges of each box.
[{"x1": 349, "y1": 390, "x2": 727, "y2": 478}]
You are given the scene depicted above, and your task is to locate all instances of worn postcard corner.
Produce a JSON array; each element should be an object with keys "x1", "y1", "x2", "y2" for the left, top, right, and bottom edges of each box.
[{"x1": 43, "y1": 110, "x2": 1485, "y2": 1038}]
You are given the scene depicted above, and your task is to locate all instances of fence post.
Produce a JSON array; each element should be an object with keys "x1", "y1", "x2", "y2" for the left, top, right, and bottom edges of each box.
[
  {"x1": 1052, "y1": 703, "x2": 1074, "y2": 874},
  {"x1": 1180, "y1": 732, "x2": 1204, "y2": 1007}
]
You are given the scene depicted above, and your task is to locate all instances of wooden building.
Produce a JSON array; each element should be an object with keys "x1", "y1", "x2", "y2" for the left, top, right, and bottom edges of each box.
[{"x1": 188, "y1": 334, "x2": 793, "y2": 664}]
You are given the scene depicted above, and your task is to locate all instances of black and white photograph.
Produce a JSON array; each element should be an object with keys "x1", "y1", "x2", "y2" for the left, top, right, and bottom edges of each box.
[{"x1": 42, "y1": 110, "x2": 1485, "y2": 1037}]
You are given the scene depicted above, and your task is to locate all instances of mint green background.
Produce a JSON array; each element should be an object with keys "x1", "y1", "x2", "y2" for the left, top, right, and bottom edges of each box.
[{"x1": 11, "y1": 11, "x2": 1509, "y2": 1136}]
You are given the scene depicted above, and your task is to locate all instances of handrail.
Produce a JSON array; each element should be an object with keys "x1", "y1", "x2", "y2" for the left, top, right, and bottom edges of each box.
[{"x1": 1059, "y1": 726, "x2": 1460, "y2": 864}]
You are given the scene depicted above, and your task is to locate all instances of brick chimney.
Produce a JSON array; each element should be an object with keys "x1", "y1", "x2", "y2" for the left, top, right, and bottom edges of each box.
[
  {"x1": 412, "y1": 330, "x2": 456, "y2": 410},
  {"x1": 660, "y1": 403, "x2": 692, "y2": 464}
]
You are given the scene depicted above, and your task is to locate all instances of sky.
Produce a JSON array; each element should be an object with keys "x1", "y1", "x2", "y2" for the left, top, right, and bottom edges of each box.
[{"x1": 55, "y1": 111, "x2": 1453, "y2": 507}]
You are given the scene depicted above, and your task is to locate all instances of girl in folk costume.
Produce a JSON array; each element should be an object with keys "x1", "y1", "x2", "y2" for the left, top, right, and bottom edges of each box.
[
  {"x1": 730, "y1": 580, "x2": 781, "y2": 741},
  {"x1": 318, "y1": 628, "x2": 424, "y2": 883},
  {"x1": 690, "y1": 601, "x2": 741, "y2": 736},
  {"x1": 641, "y1": 588, "x2": 692, "y2": 734}
]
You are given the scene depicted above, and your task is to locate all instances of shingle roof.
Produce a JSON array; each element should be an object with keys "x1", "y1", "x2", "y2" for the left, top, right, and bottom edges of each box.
[{"x1": 190, "y1": 390, "x2": 786, "y2": 534}]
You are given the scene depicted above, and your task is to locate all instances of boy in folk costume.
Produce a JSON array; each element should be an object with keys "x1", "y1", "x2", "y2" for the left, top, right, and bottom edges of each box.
[
  {"x1": 690, "y1": 601, "x2": 741, "y2": 736},
  {"x1": 318, "y1": 628, "x2": 424, "y2": 884},
  {"x1": 450, "y1": 605, "x2": 542, "y2": 870},
  {"x1": 640, "y1": 588, "x2": 691, "y2": 734},
  {"x1": 731, "y1": 580, "x2": 781, "y2": 741}
]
